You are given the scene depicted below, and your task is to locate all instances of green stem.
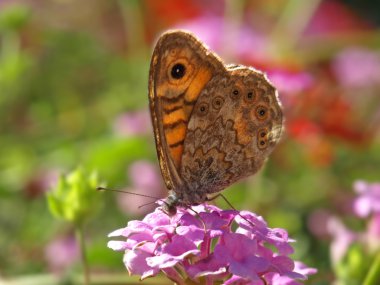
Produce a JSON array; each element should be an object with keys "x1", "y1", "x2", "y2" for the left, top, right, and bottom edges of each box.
[
  {"x1": 223, "y1": 0, "x2": 245, "y2": 60},
  {"x1": 76, "y1": 225, "x2": 90, "y2": 285},
  {"x1": 363, "y1": 250, "x2": 380, "y2": 285},
  {"x1": 117, "y1": 0, "x2": 146, "y2": 56}
]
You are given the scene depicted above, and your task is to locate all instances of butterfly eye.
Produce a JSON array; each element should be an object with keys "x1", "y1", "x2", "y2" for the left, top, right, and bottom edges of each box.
[
  {"x1": 198, "y1": 103, "x2": 209, "y2": 116},
  {"x1": 258, "y1": 139, "x2": 267, "y2": 149},
  {"x1": 171, "y1": 63, "x2": 186, "y2": 79},
  {"x1": 255, "y1": 105, "x2": 269, "y2": 120},
  {"x1": 230, "y1": 88, "x2": 241, "y2": 100},
  {"x1": 244, "y1": 90, "x2": 256, "y2": 103},
  {"x1": 212, "y1": 96, "x2": 224, "y2": 110},
  {"x1": 257, "y1": 128, "x2": 269, "y2": 139},
  {"x1": 257, "y1": 128, "x2": 269, "y2": 150}
]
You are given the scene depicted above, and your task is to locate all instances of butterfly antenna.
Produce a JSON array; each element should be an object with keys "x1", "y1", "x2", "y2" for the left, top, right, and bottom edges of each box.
[
  {"x1": 96, "y1": 186, "x2": 162, "y2": 200},
  {"x1": 138, "y1": 200, "x2": 158, "y2": 209}
]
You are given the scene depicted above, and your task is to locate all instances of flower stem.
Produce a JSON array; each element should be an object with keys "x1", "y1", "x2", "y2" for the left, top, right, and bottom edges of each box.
[
  {"x1": 270, "y1": 0, "x2": 322, "y2": 57},
  {"x1": 363, "y1": 250, "x2": 380, "y2": 285},
  {"x1": 76, "y1": 225, "x2": 90, "y2": 285},
  {"x1": 162, "y1": 267, "x2": 185, "y2": 285}
]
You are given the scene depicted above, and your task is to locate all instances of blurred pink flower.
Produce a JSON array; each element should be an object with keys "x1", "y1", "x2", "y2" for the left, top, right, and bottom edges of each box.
[
  {"x1": 367, "y1": 213, "x2": 380, "y2": 240},
  {"x1": 176, "y1": 16, "x2": 222, "y2": 50},
  {"x1": 109, "y1": 204, "x2": 316, "y2": 284},
  {"x1": 268, "y1": 71, "x2": 313, "y2": 97},
  {"x1": 365, "y1": 213, "x2": 380, "y2": 252},
  {"x1": 353, "y1": 180, "x2": 380, "y2": 217},
  {"x1": 305, "y1": 1, "x2": 370, "y2": 36},
  {"x1": 128, "y1": 160, "x2": 162, "y2": 190},
  {"x1": 265, "y1": 262, "x2": 318, "y2": 285},
  {"x1": 326, "y1": 181, "x2": 380, "y2": 265},
  {"x1": 113, "y1": 110, "x2": 151, "y2": 137},
  {"x1": 117, "y1": 160, "x2": 165, "y2": 215},
  {"x1": 332, "y1": 48, "x2": 380, "y2": 88},
  {"x1": 45, "y1": 234, "x2": 79, "y2": 274},
  {"x1": 176, "y1": 16, "x2": 271, "y2": 65},
  {"x1": 352, "y1": 181, "x2": 380, "y2": 251},
  {"x1": 327, "y1": 216, "x2": 356, "y2": 265},
  {"x1": 176, "y1": 15, "x2": 317, "y2": 111},
  {"x1": 307, "y1": 209, "x2": 332, "y2": 239}
]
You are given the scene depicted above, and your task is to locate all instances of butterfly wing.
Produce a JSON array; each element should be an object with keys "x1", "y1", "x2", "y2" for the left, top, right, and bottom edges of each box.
[
  {"x1": 148, "y1": 30, "x2": 225, "y2": 191},
  {"x1": 179, "y1": 66, "x2": 283, "y2": 200}
]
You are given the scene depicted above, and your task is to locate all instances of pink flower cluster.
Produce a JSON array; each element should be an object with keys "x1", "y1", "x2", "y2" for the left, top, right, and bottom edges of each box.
[
  {"x1": 108, "y1": 204, "x2": 316, "y2": 284},
  {"x1": 325, "y1": 181, "x2": 380, "y2": 265}
]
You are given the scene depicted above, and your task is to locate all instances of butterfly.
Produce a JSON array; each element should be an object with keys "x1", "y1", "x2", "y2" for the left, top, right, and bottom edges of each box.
[{"x1": 148, "y1": 30, "x2": 283, "y2": 214}]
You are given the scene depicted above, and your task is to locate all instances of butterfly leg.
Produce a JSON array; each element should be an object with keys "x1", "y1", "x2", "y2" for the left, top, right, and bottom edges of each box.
[
  {"x1": 205, "y1": 193, "x2": 237, "y2": 211},
  {"x1": 206, "y1": 194, "x2": 259, "y2": 228},
  {"x1": 185, "y1": 205, "x2": 207, "y2": 232}
]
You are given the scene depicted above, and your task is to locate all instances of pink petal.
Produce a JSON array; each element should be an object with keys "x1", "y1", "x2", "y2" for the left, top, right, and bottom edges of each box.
[
  {"x1": 186, "y1": 254, "x2": 227, "y2": 279},
  {"x1": 162, "y1": 235, "x2": 198, "y2": 256},
  {"x1": 229, "y1": 256, "x2": 268, "y2": 280},
  {"x1": 293, "y1": 261, "x2": 318, "y2": 276},
  {"x1": 179, "y1": 212, "x2": 203, "y2": 227},
  {"x1": 220, "y1": 233, "x2": 258, "y2": 258},
  {"x1": 147, "y1": 250, "x2": 199, "y2": 268},
  {"x1": 353, "y1": 196, "x2": 371, "y2": 217},
  {"x1": 108, "y1": 240, "x2": 128, "y2": 251},
  {"x1": 123, "y1": 248, "x2": 159, "y2": 278},
  {"x1": 224, "y1": 275, "x2": 261, "y2": 285},
  {"x1": 143, "y1": 209, "x2": 170, "y2": 226},
  {"x1": 176, "y1": 225, "x2": 205, "y2": 245},
  {"x1": 271, "y1": 256, "x2": 295, "y2": 274},
  {"x1": 108, "y1": 228, "x2": 126, "y2": 237}
]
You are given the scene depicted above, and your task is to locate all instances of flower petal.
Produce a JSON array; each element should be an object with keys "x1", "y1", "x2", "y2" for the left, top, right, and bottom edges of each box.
[
  {"x1": 147, "y1": 250, "x2": 199, "y2": 268},
  {"x1": 123, "y1": 248, "x2": 159, "y2": 278},
  {"x1": 186, "y1": 254, "x2": 227, "y2": 279},
  {"x1": 107, "y1": 240, "x2": 128, "y2": 251}
]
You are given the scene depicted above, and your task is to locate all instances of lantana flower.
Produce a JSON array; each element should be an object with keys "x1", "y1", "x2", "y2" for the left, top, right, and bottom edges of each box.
[
  {"x1": 353, "y1": 180, "x2": 380, "y2": 251},
  {"x1": 108, "y1": 204, "x2": 316, "y2": 284},
  {"x1": 325, "y1": 180, "x2": 380, "y2": 280}
]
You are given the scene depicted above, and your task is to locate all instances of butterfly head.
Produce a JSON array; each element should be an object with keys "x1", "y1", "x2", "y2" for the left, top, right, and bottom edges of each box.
[{"x1": 162, "y1": 191, "x2": 180, "y2": 216}]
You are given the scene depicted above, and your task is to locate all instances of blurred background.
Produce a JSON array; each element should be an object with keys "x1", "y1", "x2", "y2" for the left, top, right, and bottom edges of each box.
[{"x1": 0, "y1": 0, "x2": 379, "y2": 284}]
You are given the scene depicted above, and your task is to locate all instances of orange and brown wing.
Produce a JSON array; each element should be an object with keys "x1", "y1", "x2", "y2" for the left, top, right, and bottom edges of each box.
[
  {"x1": 148, "y1": 30, "x2": 225, "y2": 190},
  {"x1": 179, "y1": 66, "x2": 283, "y2": 199}
]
